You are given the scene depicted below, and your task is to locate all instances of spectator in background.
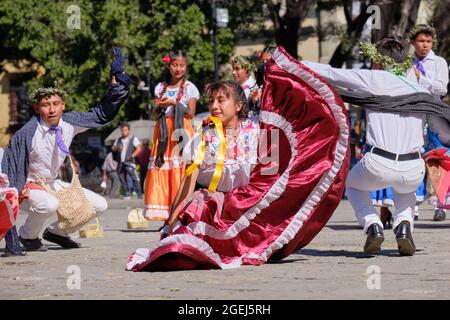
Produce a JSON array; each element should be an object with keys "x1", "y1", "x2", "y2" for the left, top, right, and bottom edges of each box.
[
  {"x1": 112, "y1": 122, "x2": 142, "y2": 200},
  {"x1": 102, "y1": 150, "x2": 120, "y2": 198},
  {"x1": 135, "y1": 139, "x2": 150, "y2": 192},
  {"x1": 79, "y1": 154, "x2": 103, "y2": 193}
]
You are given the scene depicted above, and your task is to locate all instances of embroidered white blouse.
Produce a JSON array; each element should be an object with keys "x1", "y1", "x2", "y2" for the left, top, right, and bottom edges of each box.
[
  {"x1": 154, "y1": 80, "x2": 200, "y2": 117},
  {"x1": 183, "y1": 117, "x2": 260, "y2": 192}
]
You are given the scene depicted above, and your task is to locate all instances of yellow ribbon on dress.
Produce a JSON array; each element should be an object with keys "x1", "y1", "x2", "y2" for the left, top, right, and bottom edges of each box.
[{"x1": 185, "y1": 116, "x2": 226, "y2": 193}]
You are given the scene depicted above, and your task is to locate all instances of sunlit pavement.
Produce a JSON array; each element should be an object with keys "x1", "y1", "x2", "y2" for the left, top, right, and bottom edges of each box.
[{"x1": 1, "y1": 198, "x2": 450, "y2": 300}]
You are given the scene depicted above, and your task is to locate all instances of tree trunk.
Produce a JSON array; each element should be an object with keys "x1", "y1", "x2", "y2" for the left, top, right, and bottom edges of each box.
[
  {"x1": 267, "y1": 0, "x2": 311, "y2": 59},
  {"x1": 326, "y1": 0, "x2": 421, "y2": 68},
  {"x1": 431, "y1": 0, "x2": 450, "y2": 61},
  {"x1": 328, "y1": 1, "x2": 373, "y2": 67},
  {"x1": 372, "y1": 0, "x2": 421, "y2": 42}
]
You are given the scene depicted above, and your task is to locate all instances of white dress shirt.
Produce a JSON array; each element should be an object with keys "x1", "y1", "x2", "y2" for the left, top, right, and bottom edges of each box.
[
  {"x1": 406, "y1": 50, "x2": 450, "y2": 146},
  {"x1": 27, "y1": 119, "x2": 87, "y2": 182},
  {"x1": 405, "y1": 50, "x2": 449, "y2": 98},
  {"x1": 302, "y1": 61, "x2": 431, "y2": 154},
  {"x1": 241, "y1": 76, "x2": 258, "y2": 99}
]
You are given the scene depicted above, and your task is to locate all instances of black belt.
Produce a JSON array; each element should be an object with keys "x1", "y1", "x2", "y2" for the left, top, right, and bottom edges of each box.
[{"x1": 366, "y1": 145, "x2": 421, "y2": 161}]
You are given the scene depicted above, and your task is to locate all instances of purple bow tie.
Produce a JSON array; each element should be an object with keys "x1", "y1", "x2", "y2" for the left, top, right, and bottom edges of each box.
[
  {"x1": 413, "y1": 57, "x2": 426, "y2": 76},
  {"x1": 50, "y1": 126, "x2": 70, "y2": 155}
]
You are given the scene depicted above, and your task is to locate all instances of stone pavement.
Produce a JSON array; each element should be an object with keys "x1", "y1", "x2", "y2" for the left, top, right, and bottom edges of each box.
[{"x1": 1, "y1": 198, "x2": 450, "y2": 300}]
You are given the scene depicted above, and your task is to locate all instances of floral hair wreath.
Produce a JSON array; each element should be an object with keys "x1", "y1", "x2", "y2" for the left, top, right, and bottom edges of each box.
[
  {"x1": 359, "y1": 41, "x2": 413, "y2": 76},
  {"x1": 231, "y1": 55, "x2": 256, "y2": 73},
  {"x1": 29, "y1": 87, "x2": 67, "y2": 106}
]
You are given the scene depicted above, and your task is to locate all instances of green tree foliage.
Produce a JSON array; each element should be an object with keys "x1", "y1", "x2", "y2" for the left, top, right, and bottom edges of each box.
[{"x1": 0, "y1": 0, "x2": 235, "y2": 125}]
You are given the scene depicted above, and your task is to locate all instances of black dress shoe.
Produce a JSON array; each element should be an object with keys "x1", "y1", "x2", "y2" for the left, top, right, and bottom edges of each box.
[
  {"x1": 18, "y1": 236, "x2": 48, "y2": 252},
  {"x1": 433, "y1": 209, "x2": 446, "y2": 221},
  {"x1": 43, "y1": 229, "x2": 81, "y2": 249},
  {"x1": 364, "y1": 223, "x2": 384, "y2": 253},
  {"x1": 395, "y1": 221, "x2": 416, "y2": 256}
]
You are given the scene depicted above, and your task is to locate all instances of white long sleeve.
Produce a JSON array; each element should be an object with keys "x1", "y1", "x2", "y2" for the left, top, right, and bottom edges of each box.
[
  {"x1": 301, "y1": 60, "x2": 430, "y2": 154},
  {"x1": 405, "y1": 51, "x2": 449, "y2": 98},
  {"x1": 301, "y1": 61, "x2": 429, "y2": 96}
]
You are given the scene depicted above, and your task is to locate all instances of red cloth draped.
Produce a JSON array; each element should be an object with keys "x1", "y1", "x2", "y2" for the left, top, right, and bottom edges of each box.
[
  {"x1": 424, "y1": 148, "x2": 450, "y2": 208},
  {"x1": 126, "y1": 47, "x2": 350, "y2": 271},
  {"x1": 0, "y1": 188, "x2": 19, "y2": 241}
]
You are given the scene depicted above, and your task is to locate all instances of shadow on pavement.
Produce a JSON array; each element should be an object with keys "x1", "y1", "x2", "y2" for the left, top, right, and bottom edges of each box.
[
  {"x1": 267, "y1": 257, "x2": 308, "y2": 264},
  {"x1": 297, "y1": 248, "x2": 406, "y2": 258},
  {"x1": 326, "y1": 224, "x2": 363, "y2": 231},
  {"x1": 116, "y1": 229, "x2": 158, "y2": 233},
  {"x1": 46, "y1": 246, "x2": 81, "y2": 250},
  {"x1": 328, "y1": 222, "x2": 450, "y2": 231},
  {"x1": 413, "y1": 223, "x2": 450, "y2": 229}
]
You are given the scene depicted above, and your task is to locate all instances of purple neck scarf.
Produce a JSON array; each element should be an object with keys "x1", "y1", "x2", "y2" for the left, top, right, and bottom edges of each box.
[
  {"x1": 413, "y1": 56, "x2": 427, "y2": 76},
  {"x1": 50, "y1": 126, "x2": 70, "y2": 155}
]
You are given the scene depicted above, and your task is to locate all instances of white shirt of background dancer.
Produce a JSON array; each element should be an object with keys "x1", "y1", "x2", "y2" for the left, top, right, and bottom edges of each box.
[
  {"x1": 405, "y1": 50, "x2": 449, "y2": 98},
  {"x1": 405, "y1": 50, "x2": 450, "y2": 146},
  {"x1": 302, "y1": 61, "x2": 430, "y2": 154},
  {"x1": 241, "y1": 76, "x2": 258, "y2": 99},
  {"x1": 154, "y1": 80, "x2": 200, "y2": 117}
]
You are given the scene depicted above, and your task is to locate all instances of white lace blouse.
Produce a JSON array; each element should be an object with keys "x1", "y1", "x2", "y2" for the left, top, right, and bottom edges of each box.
[{"x1": 183, "y1": 117, "x2": 259, "y2": 192}]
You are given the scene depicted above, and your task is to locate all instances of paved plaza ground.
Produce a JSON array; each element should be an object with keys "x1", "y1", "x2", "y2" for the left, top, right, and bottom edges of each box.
[{"x1": 1, "y1": 198, "x2": 450, "y2": 300}]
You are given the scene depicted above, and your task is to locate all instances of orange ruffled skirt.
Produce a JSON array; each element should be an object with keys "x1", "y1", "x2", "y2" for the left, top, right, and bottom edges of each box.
[{"x1": 144, "y1": 117, "x2": 194, "y2": 220}]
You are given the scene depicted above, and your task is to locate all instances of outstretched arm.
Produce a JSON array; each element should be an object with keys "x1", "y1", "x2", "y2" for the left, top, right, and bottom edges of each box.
[
  {"x1": 66, "y1": 48, "x2": 131, "y2": 129},
  {"x1": 301, "y1": 61, "x2": 375, "y2": 94},
  {"x1": 66, "y1": 81, "x2": 130, "y2": 129}
]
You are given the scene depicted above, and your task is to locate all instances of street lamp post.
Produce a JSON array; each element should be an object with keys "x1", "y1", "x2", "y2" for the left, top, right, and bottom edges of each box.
[
  {"x1": 143, "y1": 52, "x2": 152, "y2": 115},
  {"x1": 211, "y1": 0, "x2": 229, "y2": 81}
]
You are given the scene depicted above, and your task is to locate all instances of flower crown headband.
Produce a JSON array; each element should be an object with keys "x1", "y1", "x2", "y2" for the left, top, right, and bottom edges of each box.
[
  {"x1": 231, "y1": 55, "x2": 256, "y2": 73},
  {"x1": 29, "y1": 87, "x2": 67, "y2": 106},
  {"x1": 359, "y1": 41, "x2": 413, "y2": 76}
]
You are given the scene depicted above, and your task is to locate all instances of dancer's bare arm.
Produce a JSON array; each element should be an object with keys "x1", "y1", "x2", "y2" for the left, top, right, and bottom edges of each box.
[{"x1": 167, "y1": 167, "x2": 199, "y2": 229}]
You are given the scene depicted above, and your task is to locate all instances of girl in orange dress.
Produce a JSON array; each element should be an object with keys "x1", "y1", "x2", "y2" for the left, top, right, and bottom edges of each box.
[{"x1": 144, "y1": 50, "x2": 200, "y2": 220}]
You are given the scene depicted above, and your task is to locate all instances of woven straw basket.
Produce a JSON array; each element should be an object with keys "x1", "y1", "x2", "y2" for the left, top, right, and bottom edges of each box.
[
  {"x1": 36, "y1": 157, "x2": 96, "y2": 233},
  {"x1": 127, "y1": 208, "x2": 149, "y2": 229},
  {"x1": 79, "y1": 218, "x2": 104, "y2": 238}
]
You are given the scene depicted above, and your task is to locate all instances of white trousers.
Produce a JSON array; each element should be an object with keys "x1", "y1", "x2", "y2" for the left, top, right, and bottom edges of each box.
[
  {"x1": 19, "y1": 180, "x2": 108, "y2": 239},
  {"x1": 346, "y1": 152, "x2": 425, "y2": 233}
]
